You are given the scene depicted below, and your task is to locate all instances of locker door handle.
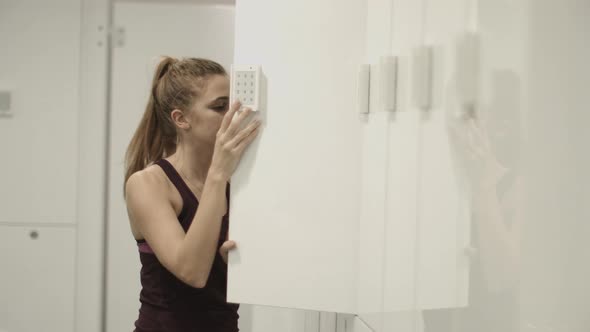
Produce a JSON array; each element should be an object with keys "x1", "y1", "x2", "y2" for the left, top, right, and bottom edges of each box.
[
  {"x1": 379, "y1": 55, "x2": 398, "y2": 112},
  {"x1": 357, "y1": 64, "x2": 371, "y2": 114},
  {"x1": 412, "y1": 45, "x2": 433, "y2": 111}
]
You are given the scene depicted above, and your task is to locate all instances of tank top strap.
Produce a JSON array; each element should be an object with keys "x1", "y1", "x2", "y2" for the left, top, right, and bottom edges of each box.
[{"x1": 155, "y1": 159, "x2": 199, "y2": 208}]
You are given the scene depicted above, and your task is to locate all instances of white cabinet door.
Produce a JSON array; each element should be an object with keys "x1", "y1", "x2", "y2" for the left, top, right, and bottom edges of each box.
[
  {"x1": 228, "y1": 0, "x2": 367, "y2": 313},
  {"x1": 0, "y1": 225, "x2": 76, "y2": 332},
  {"x1": 357, "y1": 0, "x2": 420, "y2": 316},
  {"x1": 0, "y1": 0, "x2": 81, "y2": 225},
  {"x1": 415, "y1": 0, "x2": 471, "y2": 309},
  {"x1": 381, "y1": 0, "x2": 424, "y2": 313}
]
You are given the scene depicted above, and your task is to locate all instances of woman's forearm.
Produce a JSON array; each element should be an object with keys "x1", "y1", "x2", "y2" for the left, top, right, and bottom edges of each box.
[
  {"x1": 473, "y1": 185, "x2": 520, "y2": 292},
  {"x1": 175, "y1": 170, "x2": 228, "y2": 288}
]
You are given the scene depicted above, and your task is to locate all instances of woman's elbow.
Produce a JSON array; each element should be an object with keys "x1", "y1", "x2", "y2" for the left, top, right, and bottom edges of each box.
[
  {"x1": 177, "y1": 268, "x2": 209, "y2": 289},
  {"x1": 190, "y1": 275, "x2": 209, "y2": 289},
  {"x1": 186, "y1": 278, "x2": 207, "y2": 289}
]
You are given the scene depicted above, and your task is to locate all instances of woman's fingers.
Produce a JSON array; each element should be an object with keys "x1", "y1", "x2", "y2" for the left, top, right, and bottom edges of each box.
[
  {"x1": 228, "y1": 119, "x2": 261, "y2": 149},
  {"x1": 226, "y1": 107, "x2": 254, "y2": 137},
  {"x1": 235, "y1": 125, "x2": 261, "y2": 154},
  {"x1": 468, "y1": 119, "x2": 484, "y2": 143},
  {"x1": 220, "y1": 240, "x2": 237, "y2": 264},
  {"x1": 220, "y1": 240, "x2": 236, "y2": 251},
  {"x1": 220, "y1": 100, "x2": 242, "y2": 134},
  {"x1": 466, "y1": 122, "x2": 483, "y2": 157}
]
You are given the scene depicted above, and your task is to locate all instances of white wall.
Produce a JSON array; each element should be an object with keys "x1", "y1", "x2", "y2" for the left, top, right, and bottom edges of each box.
[{"x1": 520, "y1": 0, "x2": 590, "y2": 330}]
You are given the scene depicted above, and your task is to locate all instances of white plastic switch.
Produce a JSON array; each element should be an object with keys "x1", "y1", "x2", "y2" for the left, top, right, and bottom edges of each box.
[
  {"x1": 357, "y1": 64, "x2": 371, "y2": 114},
  {"x1": 230, "y1": 64, "x2": 262, "y2": 111},
  {"x1": 412, "y1": 46, "x2": 433, "y2": 110},
  {"x1": 379, "y1": 55, "x2": 398, "y2": 111}
]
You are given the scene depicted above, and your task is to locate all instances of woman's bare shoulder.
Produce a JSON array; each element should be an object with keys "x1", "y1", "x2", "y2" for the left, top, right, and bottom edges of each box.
[{"x1": 126, "y1": 164, "x2": 169, "y2": 198}]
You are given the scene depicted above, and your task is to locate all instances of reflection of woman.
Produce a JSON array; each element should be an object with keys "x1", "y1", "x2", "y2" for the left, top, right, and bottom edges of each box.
[
  {"x1": 124, "y1": 57, "x2": 261, "y2": 331},
  {"x1": 424, "y1": 119, "x2": 521, "y2": 332},
  {"x1": 423, "y1": 72, "x2": 522, "y2": 332}
]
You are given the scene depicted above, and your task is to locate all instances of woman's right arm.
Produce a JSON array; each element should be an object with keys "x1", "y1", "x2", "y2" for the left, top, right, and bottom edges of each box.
[
  {"x1": 125, "y1": 169, "x2": 228, "y2": 288},
  {"x1": 126, "y1": 103, "x2": 260, "y2": 288}
]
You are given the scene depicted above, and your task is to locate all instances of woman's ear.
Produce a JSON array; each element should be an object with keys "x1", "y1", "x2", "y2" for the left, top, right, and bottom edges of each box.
[{"x1": 171, "y1": 109, "x2": 191, "y2": 130}]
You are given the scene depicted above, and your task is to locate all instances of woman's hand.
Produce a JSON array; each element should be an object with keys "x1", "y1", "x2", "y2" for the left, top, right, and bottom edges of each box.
[
  {"x1": 448, "y1": 112, "x2": 507, "y2": 190},
  {"x1": 209, "y1": 101, "x2": 262, "y2": 182},
  {"x1": 219, "y1": 240, "x2": 236, "y2": 264}
]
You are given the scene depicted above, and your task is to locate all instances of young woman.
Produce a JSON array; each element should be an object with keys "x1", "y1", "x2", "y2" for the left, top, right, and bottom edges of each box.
[{"x1": 124, "y1": 57, "x2": 261, "y2": 331}]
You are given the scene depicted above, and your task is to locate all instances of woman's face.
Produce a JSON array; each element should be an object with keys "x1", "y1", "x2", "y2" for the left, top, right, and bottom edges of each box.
[{"x1": 185, "y1": 74, "x2": 230, "y2": 146}]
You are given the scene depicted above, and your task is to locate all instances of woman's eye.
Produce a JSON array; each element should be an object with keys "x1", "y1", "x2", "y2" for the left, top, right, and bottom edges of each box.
[{"x1": 212, "y1": 104, "x2": 228, "y2": 112}]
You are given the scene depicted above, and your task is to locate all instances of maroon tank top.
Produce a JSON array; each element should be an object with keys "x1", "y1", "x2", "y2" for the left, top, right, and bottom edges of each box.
[{"x1": 134, "y1": 159, "x2": 239, "y2": 332}]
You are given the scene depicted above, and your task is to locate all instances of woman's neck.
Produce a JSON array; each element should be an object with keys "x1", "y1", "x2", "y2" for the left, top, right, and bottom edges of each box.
[{"x1": 169, "y1": 142, "x2": 213, "y2": 185}]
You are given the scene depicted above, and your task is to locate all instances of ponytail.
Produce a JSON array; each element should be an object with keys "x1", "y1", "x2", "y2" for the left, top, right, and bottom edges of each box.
[{"x1": 124, "y1": 57, "x2": 177, "y2": 191}]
